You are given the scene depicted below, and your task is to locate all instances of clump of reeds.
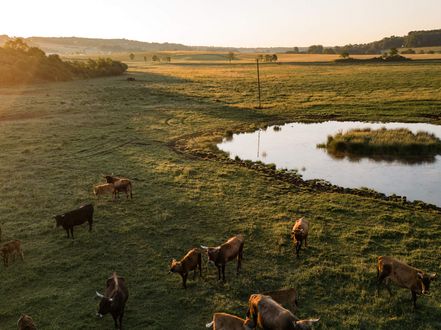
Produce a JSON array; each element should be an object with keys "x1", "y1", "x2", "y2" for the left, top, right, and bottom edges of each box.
[{"x1": 317, "y1": 127, "x2": 441, "y2": 158}]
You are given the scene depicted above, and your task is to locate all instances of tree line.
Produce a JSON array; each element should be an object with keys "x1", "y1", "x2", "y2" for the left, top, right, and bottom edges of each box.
[
  {"x1": 289, "y1": 29, "x2": 441, "y2": 55},
  {"x1": 0, "y1": 38, "x2": 128, "y2": 86}
]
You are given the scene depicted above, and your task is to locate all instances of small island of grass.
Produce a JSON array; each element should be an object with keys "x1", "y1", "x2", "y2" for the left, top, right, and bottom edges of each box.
[{"x1": 317, "y1": 127, "x2": 441, "y2": 162}]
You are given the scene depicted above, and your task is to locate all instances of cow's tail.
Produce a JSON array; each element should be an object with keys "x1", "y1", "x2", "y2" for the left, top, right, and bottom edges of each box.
[
  {"x1": 205, "y1": 320, "x2": 214, "y2": 328},
  {"x1": 129, "y1": 181, "x2": 133, "y2": 199}
]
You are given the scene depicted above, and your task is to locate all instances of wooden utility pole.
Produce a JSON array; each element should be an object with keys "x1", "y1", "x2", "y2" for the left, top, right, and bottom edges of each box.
[{"x1": 256, "y1": 58, "x2": 262, "y2": 109}]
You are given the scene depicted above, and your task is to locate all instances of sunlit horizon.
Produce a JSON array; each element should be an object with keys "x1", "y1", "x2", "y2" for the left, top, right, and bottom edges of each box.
[{"x1": 1, "y1": 0, "x2": 441, "y2": 47}]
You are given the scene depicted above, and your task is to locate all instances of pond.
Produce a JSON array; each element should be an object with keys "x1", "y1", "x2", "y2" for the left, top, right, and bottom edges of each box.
[{"x1": 217, "y1": 121, "x2": 441, "y2": 206}]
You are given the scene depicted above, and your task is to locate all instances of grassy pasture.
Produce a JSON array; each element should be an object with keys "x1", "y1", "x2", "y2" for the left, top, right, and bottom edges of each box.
[{"x1": 0, "y1": 56, "x2": 441, "y2": 329}]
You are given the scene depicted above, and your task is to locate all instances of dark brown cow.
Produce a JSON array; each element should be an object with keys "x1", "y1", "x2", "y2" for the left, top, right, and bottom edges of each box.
[
  {"x1": 206, "y1": 313, "x2": 245, "y2": 330},
  {"x1": 263, "y1": 288, "x2": 298, "y2": 313},
  {"x1": 1, "y1": 240, "x2": 24, "y2": 267},
  {"x1": 244, "y1": 294, "x2": 319, "y2": 330},
  {"x1": 104, "y1": 176, "x2": 132, "y2": 199},
  {"x1": 377, "y1": 256, "x2": 437, "y2": 308},
  {"x1": 96, "y1": 272, "x2": 129, "y2": 329},
  {"x1": 169, "y1": 248, "x2": 202, "y2": 289},
  {"x1": 54, "y1": 204, "x2": 94, "y2": 239},
  {"x1": 201, "y1": 234, "x2": 244, "y2": 282},
  {"x1": 291, "y1": 218, "x2": 309, "y2": 257},
  {"x1": 17, "y1": 314, "x2": 36, "y2": 330}
]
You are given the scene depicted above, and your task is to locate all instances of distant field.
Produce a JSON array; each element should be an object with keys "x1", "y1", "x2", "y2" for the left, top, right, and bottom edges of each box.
[
  {"x1": 65, "y1": 51, "x2": 441, "y2": 65},
  {"x1": 0, "y1": 59, "x2": 441, "y2": 329}
]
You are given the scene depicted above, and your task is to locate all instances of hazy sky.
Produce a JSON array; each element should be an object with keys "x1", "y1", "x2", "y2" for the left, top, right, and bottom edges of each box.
[{"x1": 1, "y1": 0, "x2": 440, "y2": 47}]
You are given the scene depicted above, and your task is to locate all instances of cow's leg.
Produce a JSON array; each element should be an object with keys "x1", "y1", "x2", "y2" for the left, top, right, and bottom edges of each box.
[
  {"x1": 19, "y1": 249, "x2": 24, "y2": 261},
  {"x1": 217, "y1": 265, "x2": 221, "y2": 280},
  {"x1": 198, "y1": 253, "x2": 202, "y2": 277},
  {"x1": 237, "y1": 244, "x2": 244, "y2": 275},
  {"x1": 193, "y1": 269, "x2": 197, "y2": 279},
  {"x1": 222, "y1": 264, "x2": 226, "y2": 282},
  {"x1": 377, "y1": 267, "x2": 392, "y2": 296},
  {"x1": 65, "y1": 228, "x2": 69, "y2": 238},
  {"x1": 412, "y1": 290, "x2": 418, "y2": 309},
  {"x1": 70, "y1": 228, "x2": 74, "y2": 239},
  {"x1": 89, "y1": 219, "x2": 93, "y2": 232},
  {"x1": 112, "y1": 313, "x2": 118, "y2": 329},
  {"x1": 119, "y1": 308, "x2": 125, "y2": 329},
  {"x1": 182, "y1": 273, "x2": 188, "y2": 289},
  {"x1": 296, "y1": 241, "x2": 302, "y2": 257}
]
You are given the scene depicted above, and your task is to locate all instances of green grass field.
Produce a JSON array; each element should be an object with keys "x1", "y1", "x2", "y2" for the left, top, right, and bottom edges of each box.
[{"x1": 1, "y1": 57, "x2": 441, "y2": 329}]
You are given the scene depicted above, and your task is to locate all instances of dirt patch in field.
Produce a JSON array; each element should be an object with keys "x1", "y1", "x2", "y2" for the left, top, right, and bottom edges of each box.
[{"x1": 0, "y1": 111, "x2": 48, "y2": 122}]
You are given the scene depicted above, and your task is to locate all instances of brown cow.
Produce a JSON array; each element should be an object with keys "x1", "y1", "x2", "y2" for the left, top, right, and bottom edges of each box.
[
  {"x1": 104, "y1": 176, "x2": 132, "y2": 199},
  {"x1": 169, "y1": 248, "x2": 202, "y2": 289},
  {"x1": 201, "y1": 234, "x2": 244, "y2": 282},
  {"x1": 17, "y1": 314, "x2": 36, "y2": 330},
  {"x1": 96, "y1": 272, "x2": 129, "y2": 329},
  {"x1": 93, "y1": 183, "x2": 116, "y2": 199},
  {"x1": 1, "y1": 240, "x2": 24, "y2": 267},
  {"x1": 291, "y1": 218, "x2": 309, "y2": 257},
  {"x1": 206, "y1": 313, "x2": 245, "y2": 330},
  {"x1": 263, "y1": 288, "x2": 298, "y2": 313},
  {"x1": 377, "y1": 256, "x2": 437, "y2": 308},
  {"x1": 244, "y1": 294, "x2": 319, "y2": 330}
]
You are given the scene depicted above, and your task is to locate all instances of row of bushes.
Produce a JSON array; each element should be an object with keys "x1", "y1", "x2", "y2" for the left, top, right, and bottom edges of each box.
[{"x1": 0, "y1": 38, "x2": 128, "y2": 86}]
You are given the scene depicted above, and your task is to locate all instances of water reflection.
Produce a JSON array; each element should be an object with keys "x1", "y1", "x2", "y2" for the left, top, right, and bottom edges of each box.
[{"x1": 218, "y1": 121, "x2": 441, "y2": 206}]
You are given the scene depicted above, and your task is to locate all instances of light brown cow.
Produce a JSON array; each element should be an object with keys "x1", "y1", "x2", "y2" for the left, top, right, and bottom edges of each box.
[
  {"x1": 291, "y1": 218, "x2": 309, "y2": 257},
  {"x1": 244, "y1": 294, "x2": 319, "y2": 330},
  {"x1": 17, "y1": 314, "x2": 36, "y2": 330},
  {"x1": 263, "y1": 288, "x2": 298, "y2": 313},
  {"x1": 169, "y1": 248, "x2": 202, "y2": 289},
  {"x1": 206, "y1": 313, "x2": 245, "y2": 330},
  {"x1": 377, "y1": 256, "x2": 437, "y2": 308},
  {"x1": 1, "y1": 240, "x2": 24, "y2": 267},
  {"x1": 201, "y1": 234, "x2": 244, "y2": 282},
  {"x1": 93, "y1": 183, "x2": 116, "y2": 199}
]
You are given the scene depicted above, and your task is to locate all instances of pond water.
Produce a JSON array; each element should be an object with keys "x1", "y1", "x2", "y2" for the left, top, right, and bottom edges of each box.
[{"x1": 217, "y1": 121, "x2": 441, "y2": 206}]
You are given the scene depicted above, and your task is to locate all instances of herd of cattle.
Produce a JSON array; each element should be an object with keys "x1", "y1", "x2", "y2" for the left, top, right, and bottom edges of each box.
[{"x1": 1, "y1": 175, "x2": 438, "y2": 329}]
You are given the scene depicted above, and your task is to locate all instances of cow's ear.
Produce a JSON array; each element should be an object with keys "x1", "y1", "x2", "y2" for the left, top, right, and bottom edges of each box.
[
  {"x1": 417, "y1": 272, "x2": 424, "y2": 280},
  {"x1": 430, "y1": 273, "x2": 437, "y2": 281}
]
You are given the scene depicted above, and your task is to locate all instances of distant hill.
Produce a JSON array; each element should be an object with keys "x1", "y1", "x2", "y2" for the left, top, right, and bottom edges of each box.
[{"x1": 0, "y1": 28, "x2": 440, "y2": 55}]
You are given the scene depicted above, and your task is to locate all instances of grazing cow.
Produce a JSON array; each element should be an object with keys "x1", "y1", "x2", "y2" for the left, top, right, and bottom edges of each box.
[
  {"x1": 377, "y1": 256, "x2": 437, "y2": 308},
  {"x1": 206, "y1": 313, "x2": 245, "y2": 330},
  {"x1": 17, "y1": 314, "x2": 36, "y2": 330},
  {"x1": 263, "y1": 288, "x2": 298, "y2": 313},
  {"x1": 291, "y1": 218, "x2": 309, "y2": 257},
  {"x1": 54, "y1": 204, "x2": 94, "y2": 239},
  {"x1": 96, "y1": 272, "x2": 129, "y2": 329},
  {"x1": 201, "y1": 234, "x2": 244, "y2": 282},
  {"x1": 104, "y1": 176, "x2": 132, "y2": 199},
  {"x1": 244, "y1": 294, "x2": 319, "y2": 330},
  {"x1": 126, "y1": 77, "x2": 136, "y2": 81},
  {"x1": 94, "y1": 183, "x2": 116, "y2": 199},
  {"x1": 1, "y1": 240, "x2": 24, "y2": 267},
  {"x1": 169, "y1": 248, "x2": 202, "y2": 289}
]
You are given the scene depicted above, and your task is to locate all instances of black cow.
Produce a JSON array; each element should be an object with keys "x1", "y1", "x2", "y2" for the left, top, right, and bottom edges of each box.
[
  {"x1": 96, "y1": 272, "x2": 129, "y2": 329},
  {"x1": 54, "y1": 204, "x2": 94, "y2": 239}
]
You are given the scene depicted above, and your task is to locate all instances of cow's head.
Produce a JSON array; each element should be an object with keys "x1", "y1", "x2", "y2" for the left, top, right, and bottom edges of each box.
[
  {"x1": 96, "y1": 291, "x2": 114, "y2": 317},
  {"x1": 200, "y1": 245, "x2": 220, "y2": 264},
  {"x1": 54, "y1": 215, "x2": 64, "y2": 227},
  {"x1": 418, "y1": 272, "x2": 437, "y2": 294},
  {"x1": 169, "y1": 259, "x2": 183, "y2": 274}
]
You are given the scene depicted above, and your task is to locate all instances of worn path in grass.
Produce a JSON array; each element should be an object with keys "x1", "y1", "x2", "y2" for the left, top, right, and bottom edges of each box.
[{"x1": 0, "y1": 61, "x2": 441, "y2": 329}]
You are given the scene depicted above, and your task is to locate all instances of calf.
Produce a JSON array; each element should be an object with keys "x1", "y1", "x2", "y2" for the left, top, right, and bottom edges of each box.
[
  {"x1": 169, "y1": 248, "x2": 202, "y2": 289},
  {"x1": 377, "y1": 256, "x2": 437, "y2": 308},
  {"x1": 17, "y1": 314, "x2": 36, "y2": 330},
  {"x1": 206, "y1": 313, "x2": 245, "y2": 330},
  {"x1": 104, "y1": 176, "x2": 132, "y2": 199},
  {"x1": 1, "y1": 240, "x2": 24, "y2": 267},
  {"x1": 244, "y1": 294, "x2": 319, "y2": 330},
  {"x1": 96, "y1": 272, "x2": 129, "y2": 329},
  {"x1": 54, "y1": 203, "x2": 94, "y2": 239},
  {"x1": 94, "y1": 183, "x2": 116, "y2": 199},
  {"x1": 263, "y1": 288, "x2": 298, "y2": 313},
  {"x1": 291, "y1": 218, "x2": 309, "y2": 257}
]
